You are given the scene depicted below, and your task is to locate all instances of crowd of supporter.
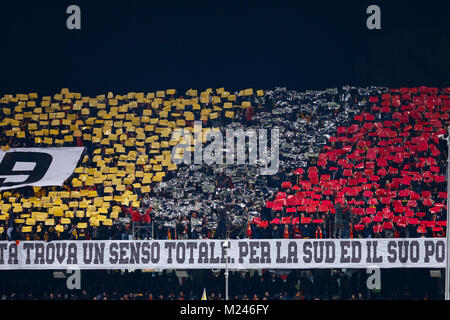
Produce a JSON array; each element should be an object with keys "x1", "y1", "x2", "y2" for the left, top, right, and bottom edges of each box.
[
  {"x1": 0, "y1": 268, "x2": 441, "y2": 300},
  {"x1": 0, "y1": 86, "x2": 448, "y2": 241},
  {"x1": 0, "y1": 87, "x2": 271, "y2": 241},
  {"x1": 257, "y1": 86, "x2": 449, "y2": 240}
]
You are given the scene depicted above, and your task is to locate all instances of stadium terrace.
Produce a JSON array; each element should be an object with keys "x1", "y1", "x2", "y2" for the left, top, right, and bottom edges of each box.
[
  {"x1": 0, "y1": 86, "x2": 448, "y2": 242},
  {"x1": 0, "y1": 86, "x2": 449, "y2": 300}
]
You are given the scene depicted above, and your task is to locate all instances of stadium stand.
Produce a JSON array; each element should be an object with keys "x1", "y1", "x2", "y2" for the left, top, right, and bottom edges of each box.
[
  {"x1": 0, "y1": 87, "x2": 266, "y2": 240},
  {"x1": 255, "y1": 86, "x2": 450, "y2": 239},
  {"x1": 0, "y1": 86, "x2": 448, "y2": 241}
]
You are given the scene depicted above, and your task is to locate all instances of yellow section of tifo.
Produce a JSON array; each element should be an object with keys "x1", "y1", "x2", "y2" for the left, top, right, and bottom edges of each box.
[{"x1": 0, "y1": 88, "x2": 264, "y2": 234}]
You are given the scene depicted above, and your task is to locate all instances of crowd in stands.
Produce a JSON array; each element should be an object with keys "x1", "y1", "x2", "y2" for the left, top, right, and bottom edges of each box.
[
  {"x1": 0, "y1": 87, "x2": 268, "y2": 240},
  {"x1": 0, "y1": 268, "x2": 441, "y2": 300},
  {"x1": 0, "y1": 86, "x2": 448, "y2": 241},
  {"x1": 258, "y1": 86, "x2": 449, "y2": 240}
]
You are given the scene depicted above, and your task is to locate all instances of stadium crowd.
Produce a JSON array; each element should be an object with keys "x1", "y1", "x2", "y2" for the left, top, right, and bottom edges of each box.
[
  {"x1": 260, "y1": 86, "x2": 449, "y2": 240},
  {"x1": 0, "y1": 86, "x2": 448, "y2": 241},
  {"x1": 0, "y1": 268, "x2": 441, "y2": 300}
]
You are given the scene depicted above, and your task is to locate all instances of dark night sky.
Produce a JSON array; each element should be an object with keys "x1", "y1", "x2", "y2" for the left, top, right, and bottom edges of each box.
[{"x1": 0, "y1": 0, "x2": 448, "y2": 96}]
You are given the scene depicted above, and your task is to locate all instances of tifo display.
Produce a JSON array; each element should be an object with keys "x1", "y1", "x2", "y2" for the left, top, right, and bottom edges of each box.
[{"x1": 0, "y1": 86, "x2": 448, "y2": 244}]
